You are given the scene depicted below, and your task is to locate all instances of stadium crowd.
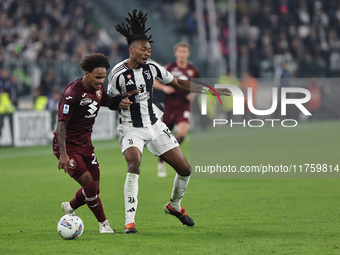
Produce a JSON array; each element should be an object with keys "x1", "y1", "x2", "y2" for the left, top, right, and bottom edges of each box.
[
  {"x1": 149, "y1": 0, "x2": 340, "y2": 78},
  {"x1": 0, "y1": 0, "x2": 123, "y2": 110}
]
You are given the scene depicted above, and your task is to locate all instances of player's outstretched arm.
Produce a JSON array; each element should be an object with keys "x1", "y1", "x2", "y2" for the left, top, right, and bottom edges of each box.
[
  {"x1": 56, "y1": 120, "x2": 69, "y2": 173},
  {"x1": 106, "y1": 89, "x2": 140, "y2": 110},
  {"x1": 168, "y1": 77, "x2": 231, "y2": 95}
]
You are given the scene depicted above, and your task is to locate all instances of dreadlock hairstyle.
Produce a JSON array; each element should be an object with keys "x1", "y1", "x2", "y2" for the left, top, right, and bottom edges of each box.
[{"x1": 115, "y1": 9, "x2": 153, "y2": 46}]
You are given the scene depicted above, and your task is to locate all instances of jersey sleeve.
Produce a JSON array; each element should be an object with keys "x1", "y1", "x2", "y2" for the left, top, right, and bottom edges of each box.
[
  {"x1": 149, "y1": 60, "x2": 174, "y2": 84},
  {"x1": 107, "y1": 71, "x2": 122, "y2": 95},
  {"x1": 57, "y1": 90, "x2": 77, "y2": 122}
]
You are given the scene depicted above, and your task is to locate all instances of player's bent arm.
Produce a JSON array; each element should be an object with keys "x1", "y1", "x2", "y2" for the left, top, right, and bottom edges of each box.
[
  {"x1": 153, "y1": 79, "x2": 166, "y2": 91},
  {"x1": 154, "y1": 79, "x2": 175, "y2": 94},
  {"x1": 56, "y1": 120, "x2": 69, "y2": 172}
]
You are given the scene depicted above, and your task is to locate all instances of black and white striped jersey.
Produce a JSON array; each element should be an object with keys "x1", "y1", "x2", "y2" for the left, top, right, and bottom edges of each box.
[{"x1": 107, "y1": 58, "x2": 174, "y2": 127}]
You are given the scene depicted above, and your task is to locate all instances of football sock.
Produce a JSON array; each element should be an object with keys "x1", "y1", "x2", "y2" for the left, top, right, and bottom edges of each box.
[
  {"x1": 70, "y1": 186, "x2": 100, "y2": 210},
  {"x1": 170, "y1": 174, "x2": 190, "y2": 211},
  {"x1": 124, "y1": 172, "x2": 139, "y2": 225},
  {"x1": 70, "y1": 188, "x2": 86, "y2": 210},
  {"x1": 83, "y1": 182, "x2": 106, "y2": 223}
]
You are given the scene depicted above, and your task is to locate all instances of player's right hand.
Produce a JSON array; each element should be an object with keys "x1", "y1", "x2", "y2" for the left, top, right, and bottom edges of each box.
[
  {"x1": 58, "y1": 153, "x2": 70, "y2": 173},
  {"x1": 122, "y1": 89, "x2": 140, "y2": 99},
  {"x1": 119, "y1": 97, "x2": 133, "y2": 110}
]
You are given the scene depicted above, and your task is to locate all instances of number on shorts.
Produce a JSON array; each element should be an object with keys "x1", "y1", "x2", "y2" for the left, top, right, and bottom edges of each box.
[
  {"x1": 163, "y1": 128, "x2": 173, "y2": 138},
  {"x1": 91, "y1": 153, "x2": 98, "y2": 164},
  {"x1": 128, "y1": 139, "x2": 133, "y2": 145}
]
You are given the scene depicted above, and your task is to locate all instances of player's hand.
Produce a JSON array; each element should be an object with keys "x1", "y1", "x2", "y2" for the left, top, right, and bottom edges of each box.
[
  {"x1": 119, "y1": 97, "x2": 133, "y2": 110},
  {"x1": 58, "y1": 152, "x2": 70, "y2": 173},
  {"x1": 163, "y1": 86, "x2": 175, "y2": 94},
  {"x1": 214, "y1": 88, "x2": 231, "y2": 96}
]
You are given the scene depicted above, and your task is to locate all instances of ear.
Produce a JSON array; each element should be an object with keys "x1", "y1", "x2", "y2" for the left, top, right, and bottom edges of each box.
[{"x1": 129, "y1": 46, "x2": 134, "y2": 55}]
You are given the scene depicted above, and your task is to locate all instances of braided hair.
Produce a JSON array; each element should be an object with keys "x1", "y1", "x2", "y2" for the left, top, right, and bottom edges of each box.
[{"x1": 115, "y1": 9, "x2": 153, "y2": 46}]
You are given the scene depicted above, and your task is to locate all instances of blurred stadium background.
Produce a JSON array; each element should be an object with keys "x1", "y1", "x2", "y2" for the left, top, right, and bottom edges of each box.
[{"x1": 0, "y1": 0, "x2": 340, "y2": 147}]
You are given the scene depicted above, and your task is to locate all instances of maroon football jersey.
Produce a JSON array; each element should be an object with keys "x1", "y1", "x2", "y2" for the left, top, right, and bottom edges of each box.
[
  {"x1": 53, "y1": 77, "x2": 108, "y2": 150},
  {"x1": 163, "y1": 62, "x2": 199, "y2": 109}
]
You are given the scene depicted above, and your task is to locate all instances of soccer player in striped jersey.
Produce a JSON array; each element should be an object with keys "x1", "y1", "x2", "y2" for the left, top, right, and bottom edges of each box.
[
  {"x1": 153, "y1": 42, "x2": 199, "y2": 177},
  {"x1": 107, "y1": 10, "x2": 197, "y2": 233}
]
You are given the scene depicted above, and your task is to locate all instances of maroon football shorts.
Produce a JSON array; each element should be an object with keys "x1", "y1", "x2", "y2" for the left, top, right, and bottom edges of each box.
[
  {"x1": 53, "y1": 137, "x2": 100, "y2": 182},
  {"x1": 162, "y1": 108, "x2": 190, "y2": 131}
]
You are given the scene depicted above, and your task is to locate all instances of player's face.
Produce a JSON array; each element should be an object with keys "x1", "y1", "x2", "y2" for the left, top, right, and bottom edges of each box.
[
  {"x1": 130, "y1": 40, "x2": 151, "y2": 66},
  {"x1": 174, "y1": 46, "x2": 190, "y2": 63},
  {"x1": 84, "y1": 67, "x2": 107, "y2": 91}
]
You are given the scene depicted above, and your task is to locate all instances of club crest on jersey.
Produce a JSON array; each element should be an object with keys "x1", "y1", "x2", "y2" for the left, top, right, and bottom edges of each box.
[
  {"x1": 96, "y1": 90, "x2": 102, "y2": 99},
  {"x1": 63, "y1": 104, "x2": 69, "y2": 114},
  {"x1": 69, "y1": 158, "x2": 76, "y2": 169},
  {"x1": 143, "y1": 70, "x2": 151, "y2": 80}
]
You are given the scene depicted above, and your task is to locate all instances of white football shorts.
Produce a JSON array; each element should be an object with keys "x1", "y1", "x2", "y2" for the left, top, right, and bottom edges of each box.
[{"x1": 117, "y1": 120, "x2": 179, "y2": 156}]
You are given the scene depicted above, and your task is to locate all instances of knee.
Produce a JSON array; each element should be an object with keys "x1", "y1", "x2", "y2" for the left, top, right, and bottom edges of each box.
[
  {"x1": 178, "y1": 162, "x2": 191, "y2": 177},
  {"x1": 83, "y1": 182, "x2": 97, "y2": 196},
  {"x1": 127, "y1": 158, "x2": 141, "y2": 174}
]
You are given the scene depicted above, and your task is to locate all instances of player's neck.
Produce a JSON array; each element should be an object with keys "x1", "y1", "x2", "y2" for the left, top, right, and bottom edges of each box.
[
  {"x1": 176, "y1": 60, "x2": 187, "y2": 69},
  {"x1": 126, "y1": 59, "x2": 141, "y2": 69}
]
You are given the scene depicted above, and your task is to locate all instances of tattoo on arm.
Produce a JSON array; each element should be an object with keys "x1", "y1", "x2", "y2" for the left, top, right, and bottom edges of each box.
[{"x1": 56, "y1": 121, "x2": 68, "y2": 154}]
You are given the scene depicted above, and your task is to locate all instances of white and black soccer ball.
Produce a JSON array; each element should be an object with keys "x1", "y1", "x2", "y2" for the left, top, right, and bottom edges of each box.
[{"x1": 57, "y1": 214, "x2": 84, "y2": 240}]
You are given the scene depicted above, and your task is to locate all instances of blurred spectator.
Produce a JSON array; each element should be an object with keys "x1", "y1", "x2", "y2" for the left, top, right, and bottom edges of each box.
[
  {"x1": 0, "y1": 92, "x2": 14, "y2": 114},
  {"x1": 0, "y1": 68, "x2": 11, "y2": 93},
  {"x1": 241, "y1": 71, "x2": 258, "y2": 120},
  {"x1": 34, "y1": 87, "x2": 48, "y2": 111},
  {"x1": 46, "y1": 86, "x2": 61, "y2": 111}
]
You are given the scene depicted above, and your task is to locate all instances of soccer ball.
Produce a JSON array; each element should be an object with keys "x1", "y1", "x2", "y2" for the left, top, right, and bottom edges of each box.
[{"x1": 57, "y1": 214, "x2": 84, "y2": 240}]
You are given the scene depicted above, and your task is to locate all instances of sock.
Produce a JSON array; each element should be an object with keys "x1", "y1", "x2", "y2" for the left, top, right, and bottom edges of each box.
[
  {"x1": 83, "y1": 182, "x2": 106, "y2": 223},
  {"x1": 170, "y1": 174, "x2": 190, "y2": 211},
  {"x1": 70, "y1": 188, "x2": 86, "y2": 210},
  {"x1": 124, "y1": 173, "x2": 139, "y2": 226},
  {"x1": 70, "y1": 186, "x2": 100, "y2": 210}
]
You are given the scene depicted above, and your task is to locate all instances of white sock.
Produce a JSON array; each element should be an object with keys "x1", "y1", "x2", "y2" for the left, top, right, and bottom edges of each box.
[
  {"x1": 124, "y1": 172, "x2": 139, "y2": 226},
  {"x1": 169, "y1": 174, "x2": 190, "y2": 211}
]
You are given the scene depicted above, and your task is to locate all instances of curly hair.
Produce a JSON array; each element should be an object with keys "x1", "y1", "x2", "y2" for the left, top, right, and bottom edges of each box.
[
  {"x1": 115, "y1": 9, "x2": 153, "y2": 46},
  {"x1": 80, "y1": 53, "x2": 110, "y2": 72}
]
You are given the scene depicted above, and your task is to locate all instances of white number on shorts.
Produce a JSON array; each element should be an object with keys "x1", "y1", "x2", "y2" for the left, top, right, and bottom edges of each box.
[
  {"x1": 163, "y1": 128, "x2": 173, "y2": 138},
  {"x1": 92, "y1": 153, "x2": 98, "y2": 164}
]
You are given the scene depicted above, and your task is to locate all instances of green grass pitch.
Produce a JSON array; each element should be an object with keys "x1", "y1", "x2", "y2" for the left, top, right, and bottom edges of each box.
[{"x1": 1, "y1": 120, "x2": 340, "y2": 254}]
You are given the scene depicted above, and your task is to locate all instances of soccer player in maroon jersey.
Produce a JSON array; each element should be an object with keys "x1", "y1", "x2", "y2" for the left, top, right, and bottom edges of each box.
[
  {"x1": 154, "y1": 42, "x2": 199, "y2": 177},
  {"x1": 53, "y1": 53, "x2": 138, "y2": 234}
]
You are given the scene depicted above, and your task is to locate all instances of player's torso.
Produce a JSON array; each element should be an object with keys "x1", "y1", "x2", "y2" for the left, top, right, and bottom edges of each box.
[
  {"x1": 116, "y1": 64, "x2": 159, "y2": 127},
  {"x1": 60, "y1": 78, "x2": 105, "y2": 144}
]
